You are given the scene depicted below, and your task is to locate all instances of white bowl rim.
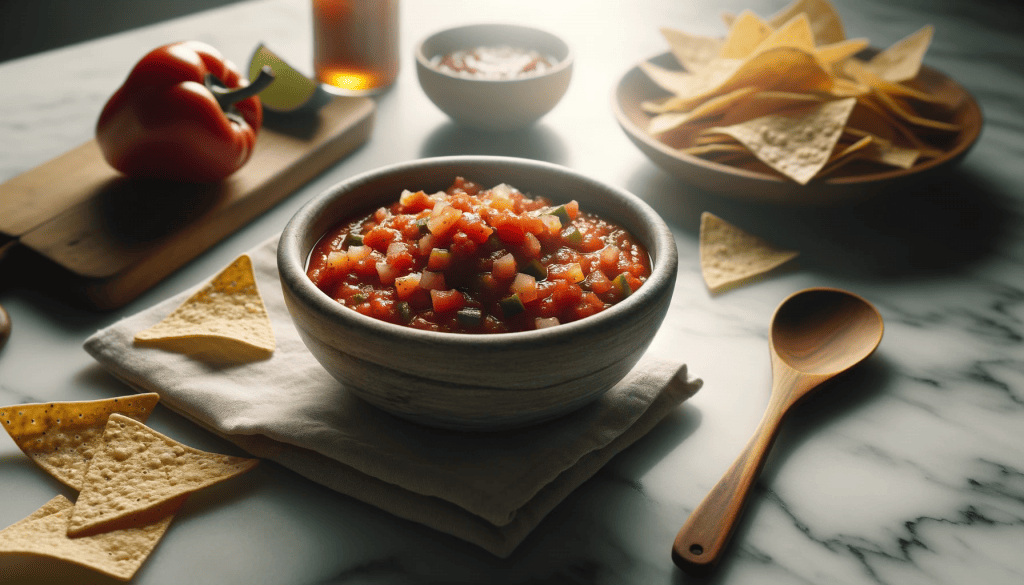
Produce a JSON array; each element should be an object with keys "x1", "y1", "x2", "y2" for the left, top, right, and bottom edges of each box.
[
  {"x1": 278, "y1": 155, "x2": 677, "y2": 351},
  {"x1": 414, "y1": 23, "x2": 575, "y2": 83}
]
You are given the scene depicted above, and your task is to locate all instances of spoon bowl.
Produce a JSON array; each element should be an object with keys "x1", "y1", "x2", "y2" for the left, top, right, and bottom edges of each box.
[{"x1": 672, "y1": 287, "x2": 883, "y2": 574}]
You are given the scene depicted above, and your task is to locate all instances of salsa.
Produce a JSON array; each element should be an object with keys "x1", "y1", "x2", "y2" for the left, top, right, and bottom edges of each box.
[
  {"x1": 429, "y1": 46, "x2": 556, "y2": 79},
  {"x1": 306, "y1": 178, "x2": 651, "y2": 334}
]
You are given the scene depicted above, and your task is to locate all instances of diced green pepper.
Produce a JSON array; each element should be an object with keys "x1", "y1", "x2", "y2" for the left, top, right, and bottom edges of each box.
[
  {"x1": 351, "y1": 292, "x2": 368, "y2": 304},
  {"x1": 416, "y1": 218, "x2": 429, "y2": 235},
  {"x1": 612, "y1": 273, "x2": 633, "y2": 298},
  {"x1": 545, "y1": 205, "x2": 571, "y2": 226},
  {"x1": 522, "y1": 259, "x2": 547, "y2": 280},
  {"x1": 561, "y1": 226, "x2": 583, "y2": 247},
  {"x1": 499, "y1": 293, "x2": 526, "y2": 318},
  {"x1": 396, "y1": 301, "x2": 413, "y2": 323},
  {"x1": 344, "y1": 233, "x2": 364, "y2": 246},
  {"x1": 456, "y1": 307, "x2": 483, "y2": 328}
]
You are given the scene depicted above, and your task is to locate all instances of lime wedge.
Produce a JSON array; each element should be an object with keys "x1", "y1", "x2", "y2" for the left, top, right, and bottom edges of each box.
[{"x1": 248, "y1": 44, "x2": 330, "y2": 114}]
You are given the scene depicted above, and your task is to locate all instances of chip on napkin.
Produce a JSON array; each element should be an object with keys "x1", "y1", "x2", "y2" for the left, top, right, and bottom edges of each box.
[
  {"x1": 0, "y1": 393, "x2": 160, "y2": 490},
  {"x1": 0, "y1": 495, "x2": 178, "y2": 582},
  {"x1": 134, "y1": 254, "x2": 275, "y2": 362},
  {"x1": 699, "y1": 212, "x2": 798, "y2": 292},
  {"x1": 66, "y1": 414, "x2": 258, "y2": 537}
]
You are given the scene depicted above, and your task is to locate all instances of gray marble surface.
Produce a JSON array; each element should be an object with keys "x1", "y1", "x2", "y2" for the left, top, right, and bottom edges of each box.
[{"x1": 2, "y1": 0, "x2": 1023, "y2": 583}]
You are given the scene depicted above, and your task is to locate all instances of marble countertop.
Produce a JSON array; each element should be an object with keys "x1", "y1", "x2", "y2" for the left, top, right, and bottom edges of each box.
[{"x1": 2, "y1": 0, "x2": 1023, "y2": 583}]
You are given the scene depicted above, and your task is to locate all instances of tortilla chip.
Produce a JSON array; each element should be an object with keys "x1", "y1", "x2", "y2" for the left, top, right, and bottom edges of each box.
[
  {"x1": 660, "y1": 27, "x2": 723, "y2": 72},
  {"x1": 720, "y1": 10, "x2": 774, "y2": 59},
  {"x1": 700, "y1": 213, "x2": 798, "y2": 293},
  {"x1": 866, "y1": 25, "x2": 934, "y2": 83},
  {"x1": 843, "y1": 58, "x2": 949, "y2": 105},
  {"x1": 703, "y1": 97, "x2": 857, "y2": 184},
  {"x1": 66, "y1": 414, "x2": 257, "y2": 537},
  {"x1": 134, "y1": 254, "x2": 275, "y2": 362},
  {"x1": 868, "y1": 88, "x2": 961, "y2": 132},
  {"x1": 648, "y1": 87, "x2": 757, "y2": 134},
  {"x1": 752, "y1": 13, "x2": 816, "y2": 56},
  {"x1": 680, "y1": 143, "x2": 749, "y2": 156},
  {"x1": 767, "y1": 0, "x2": 846, "y2": 45},
  {"x1": 0, "y1": 495, "x2": 178, "y2": 582},
  {"x1": 0, "y1": 394, "x2": 160, "y2": 490},
  {"x1": 815, "y1": 37, "x2": 869, "y2": 68}
]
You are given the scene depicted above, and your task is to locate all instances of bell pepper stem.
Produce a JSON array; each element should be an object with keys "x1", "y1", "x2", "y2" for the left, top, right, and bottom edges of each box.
[{"x1": 205, "y1": 65, "x2": 276, "y2": 111}]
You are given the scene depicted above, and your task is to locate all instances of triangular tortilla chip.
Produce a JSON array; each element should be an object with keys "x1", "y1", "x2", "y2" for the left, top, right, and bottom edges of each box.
[
  {"x1": 660, "y1": 27, "x2": 723, "y2": 72},
  {"x1": 703, "y1": 97, "x2": 857, "y2": 184},
  {"x1": 752, "y1": 13, "x2": 816, "y2": 56},
  {"x1": 815, "y1": 37, "x2": 869, "y2": 68},
  {"x1": 700, "y1": 213, "x2": 799, "y2": 293},
  {"x1": 648, "y1": 87, "x2": 757, "y2": 134},
  {"x1": 66, "y1": 414, "x2": 257, "y2": 537},
  {"x1": 0, "y1": 393, "x2": 160, "y2": 490},
  {"x1": 134, "y1": 254, "x2": 275, "y2": 362},
  {"x1": 767, "y1": 0, "x2": 847, "y2": 46},
  {"x1": 0, "y1": 495, "x2": 180, "y2": 582},
  {"x1": 866, "y1": 25, "x2": 933, "y2": 82},
  {"x1": 720, "y1": 10, "x2": 774, "y2": 59}
]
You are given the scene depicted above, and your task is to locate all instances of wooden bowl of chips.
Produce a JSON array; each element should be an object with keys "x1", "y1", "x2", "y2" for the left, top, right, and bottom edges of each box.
[
  {"x1": 278, "y1": 156, "x2": 677, "y2": 430},
  {"x1": 614, "y1": 12, "x2": 983, "y2": 205}
]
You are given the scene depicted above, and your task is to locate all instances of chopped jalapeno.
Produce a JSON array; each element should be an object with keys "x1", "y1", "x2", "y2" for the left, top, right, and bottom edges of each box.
[
  {"x1": 522, "y1": 258, "x2": 547, "y2": 280},
  {"x1": 456, "y1": 307, "x2": 483, "y2": 328},
  {"x1": 499, "y1": 293, "x2": 525, "y2": 318}
]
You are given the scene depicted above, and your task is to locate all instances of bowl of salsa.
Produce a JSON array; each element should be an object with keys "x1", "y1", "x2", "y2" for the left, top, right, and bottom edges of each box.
[
  {"x1": 415, "y1": 24, "x2": 573, "y2": 131},
  {"x1": 278, "y1": 156, "x2": 677, "y2": 430}
]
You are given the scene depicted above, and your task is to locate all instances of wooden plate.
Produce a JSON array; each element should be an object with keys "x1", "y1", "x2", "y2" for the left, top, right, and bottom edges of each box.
[{"x1": 612, "y1": 51, "x2": 983, "y2": 205}]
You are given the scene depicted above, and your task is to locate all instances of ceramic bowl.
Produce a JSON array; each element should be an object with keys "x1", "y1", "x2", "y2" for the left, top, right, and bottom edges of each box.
[
  {"x1": 415, "y1": 24, "x2": 573, "y2": 131},
  {"x1": 278, "y1": 156, "x2": 677, "y2": 431}
]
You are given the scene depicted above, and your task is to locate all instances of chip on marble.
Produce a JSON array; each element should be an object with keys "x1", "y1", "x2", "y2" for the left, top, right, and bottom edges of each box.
[
  {"x1": 0, "y1": 494, "x2": 179, "y2": 582},
  {"x1": 66, "y1": 414, "x2": 258, "y2": 537},
  {"x1": 0, "y1": 393, "x2": 160, "y2": 490},
  {"x1": 699, "y1": 212, "x2": 799, "y2": 293},
  {"x1": 134, "y1": 254, "x2": 275, "y2": 362}
]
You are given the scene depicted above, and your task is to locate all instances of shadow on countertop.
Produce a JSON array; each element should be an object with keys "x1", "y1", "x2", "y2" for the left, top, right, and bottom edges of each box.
[
  {"x1": 0, "y1": 0, "x2": 253, "y2": 63},
  {"x1": 627, "y1": 162, "x2": 1020, "y2": 283}
]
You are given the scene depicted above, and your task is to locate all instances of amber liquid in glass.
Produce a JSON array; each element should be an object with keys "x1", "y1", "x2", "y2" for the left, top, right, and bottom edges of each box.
[{"x1": 313, "y1": 0, "x2": 399, "y2": 95}]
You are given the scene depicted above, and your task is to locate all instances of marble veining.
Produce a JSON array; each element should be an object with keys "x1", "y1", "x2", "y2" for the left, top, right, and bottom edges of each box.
[{"x1": 2, "y1": 0, "x2": 1024, "y2": 583}]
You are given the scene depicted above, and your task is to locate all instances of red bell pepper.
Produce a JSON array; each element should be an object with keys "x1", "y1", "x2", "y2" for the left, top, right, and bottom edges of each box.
[{"x1": 96, "y1": 41, "x2": 275, "y2": 183}]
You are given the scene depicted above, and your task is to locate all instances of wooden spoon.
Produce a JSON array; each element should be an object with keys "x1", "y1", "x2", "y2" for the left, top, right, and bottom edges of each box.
[
  {"x1": 0, "y1": 302, "x2": 9, "y2": 351},
  {"x1": 672, "y1": 287, "x2": 884, "y2": 574}
]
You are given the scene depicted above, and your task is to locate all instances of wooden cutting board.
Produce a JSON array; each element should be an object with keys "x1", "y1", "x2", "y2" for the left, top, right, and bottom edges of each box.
[{"x1": 0, "y1": 94, "x2": 374, "y2": 310}]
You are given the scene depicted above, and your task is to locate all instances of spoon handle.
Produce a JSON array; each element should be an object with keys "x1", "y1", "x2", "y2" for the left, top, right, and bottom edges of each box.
[{"x1": 671, "y1": 394, "x2": 788, "y2": 574}]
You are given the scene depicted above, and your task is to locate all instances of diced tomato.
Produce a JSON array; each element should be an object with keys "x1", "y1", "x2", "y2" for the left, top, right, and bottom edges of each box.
[
  {"x1": 363, "y1": 226, "x2": 400, "y2": 251},
  {"x1": 565, "y1": 200, "x2": 579, "y2": 221},
  {"x1": 399, "y1": 189, "x2": 433, "y2": 213},
  {"x1": 495, "y1": 222, "x2": 525, "y2": 246},
  {"x1": 522, "y1": 232, "x2": 541, "y2": 258},
  {"x1": 450, "y1": 232, "x2": 478, "y2": 256},
  {"x1": 430, "y1": 289, "x2": 464, "y2": 313}
]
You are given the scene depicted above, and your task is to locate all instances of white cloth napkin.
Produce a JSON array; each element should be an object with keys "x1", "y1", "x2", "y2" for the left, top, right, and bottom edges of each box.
[{"x1": 84, "y1": 236, "x2": 702, "y2": 557}]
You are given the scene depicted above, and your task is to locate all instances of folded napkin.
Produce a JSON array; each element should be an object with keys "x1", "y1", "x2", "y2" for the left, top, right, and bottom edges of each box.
[{"x1": 84, "y1": 236, "x2": 702, "y2": 557}]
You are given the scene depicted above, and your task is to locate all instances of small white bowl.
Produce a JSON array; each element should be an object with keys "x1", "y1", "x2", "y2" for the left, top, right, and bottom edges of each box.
[{"x1": 415, "y1": 24, "x2": 573, "y2": 131}]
